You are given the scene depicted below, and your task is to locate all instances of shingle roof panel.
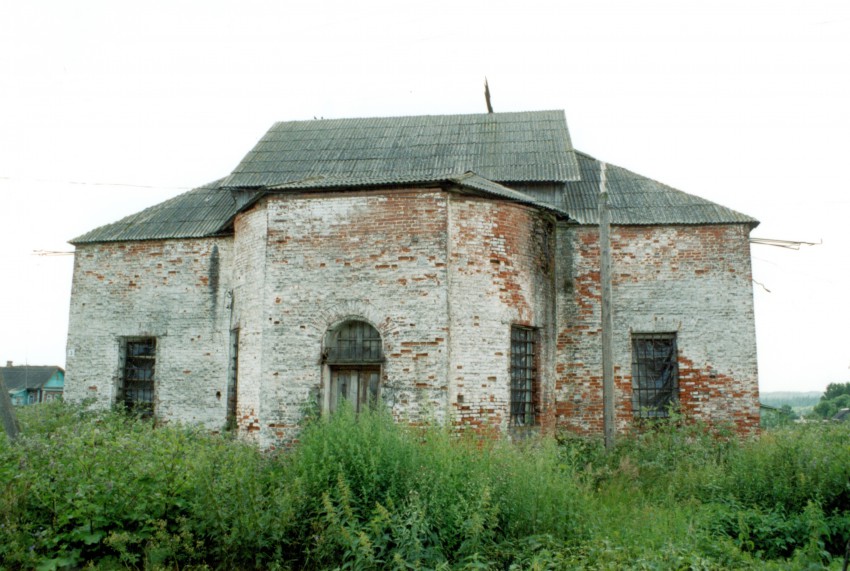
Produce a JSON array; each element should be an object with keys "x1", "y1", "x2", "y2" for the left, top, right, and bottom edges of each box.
[
  {"x1": 71, "y1": 113, "x2": 758, "y2": 245},
  {"x1": 549, "y1": 152, "x2": 758, "y2": 226},
  {"x1": 222, "y1": 110, "x2": 580, "y2": 188},
  {"x1": 70, "y1": 179, "x2": 249, "y2": 244}
]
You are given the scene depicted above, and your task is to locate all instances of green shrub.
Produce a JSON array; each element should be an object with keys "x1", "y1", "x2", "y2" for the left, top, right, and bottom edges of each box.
[
  {"x1": 1, "y1": 404, "x2": 294, "y2": 569},
  {"x1": 722, "y1": 424, "x2": 850, "y2": 514},
  {"x1": 289, "y1": 403, "x2": 585, "y2": 568},
  {"x1": 3, "y1": 401, "x2": 850, "y2": 569},
  {"x1": 4, "y1": 408, "x2": 202, "y2": 568},
  {"x1": 180, "y1": 434, "x2": 296, "y2": 568},
  {"x1": 577, "y1": 413, "x2": 850, "y2": 567},
  {"x1": 490, "y1": 437, "x2": 585, "y2": 541},
  {"x1": 811, "y1": 382, "x2": 850, "y2": 420}
]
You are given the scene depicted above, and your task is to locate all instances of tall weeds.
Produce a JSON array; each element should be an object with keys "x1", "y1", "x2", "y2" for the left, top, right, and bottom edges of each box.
[
  {"x1": 287, "y1": 403, "x2": 586, "y2": 568},
  {"x1": 2, "y1": 402, "x2": 849, "y2": 569}
]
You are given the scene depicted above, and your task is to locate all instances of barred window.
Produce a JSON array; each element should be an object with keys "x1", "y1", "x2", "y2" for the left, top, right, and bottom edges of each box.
[
  {"x1": 510, "y1": 326, "x2": 538, "y2": 426},
  {"x1": 326, "y1": 321, "x2": 383, "y2": 364},
  {"x1": 631, "y1": 333, "x2": 678, "y2": 418},
  {"x1": 122, "y1": 338, "x2": 156, "y2": 415}
]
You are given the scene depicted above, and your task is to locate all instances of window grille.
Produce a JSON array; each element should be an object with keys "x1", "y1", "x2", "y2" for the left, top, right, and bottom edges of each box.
[
  {"x1": 631, "y1": 333, "x2": 678, "y2": 418},
  {"x1": 510, "y1": 326, "x2": 537, "y2": 426},
  {"x1": 326, "y1": 321, "x2": 383, "y2": 364},
  {"x1": 123, "y1": 338, "x2": 156, "y2": 415}
]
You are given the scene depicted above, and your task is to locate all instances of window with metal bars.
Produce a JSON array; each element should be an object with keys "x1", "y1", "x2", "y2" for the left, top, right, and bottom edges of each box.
[
  {"x1": 122, "y1": 338, "x2": 156, "y2": 415},
  {"x1": 510, "y1": 326, "x2": 538, "y2": 426},
  {"x1": 631, "y1": 333, "x2": 678, "y2": 418},
  {"x1": 326, "y1": 321, "x2": 383, "y2": 364}
]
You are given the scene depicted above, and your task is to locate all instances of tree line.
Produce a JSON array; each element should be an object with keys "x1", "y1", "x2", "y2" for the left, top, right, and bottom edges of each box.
[{"x1": 762, "y1": 381, "x2": 850, "y2": 428}]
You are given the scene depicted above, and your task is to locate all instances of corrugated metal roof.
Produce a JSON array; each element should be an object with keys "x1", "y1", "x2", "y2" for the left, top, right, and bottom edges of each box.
[
  {"x1": 70, "y1": 179, "x2": 252, "y2": 244},
  {"x1": 221, "y1": 110, "x2": 580, "y2": 188},
  {"x1": 522, "y1": 152, "x2": 759, "y2": 226},
  {"x1": 71, "y1": 112, "x2": 758, "y2": 245}
]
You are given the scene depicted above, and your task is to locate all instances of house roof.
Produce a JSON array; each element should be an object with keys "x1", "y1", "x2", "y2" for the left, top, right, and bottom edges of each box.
[
  {"x1": 221, "y1": 110, "x2": 580, "y2": 188},
  {"x1": 71, "y1": 172, "x2": 565, "y2": 244},
  {"x1": 71, "y1": 110, "x2": 758, "y2": 244},
  {"x1": 523, "y1": 152, "x2": 759, "y2": 226},
  {"x1": 1, "y1": 366, "x2": 63, "y2": 392},
  {"x1": 833, "y1": 408, "x2": 850, "y2": 422},
  {"x1": 71, "y1": 180, "x2": 257, "y2": 244}
]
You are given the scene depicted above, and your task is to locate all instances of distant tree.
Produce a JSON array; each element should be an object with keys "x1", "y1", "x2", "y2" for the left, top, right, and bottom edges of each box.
[
  {"x1": 779, "y1": 404, "x2": 797, "y2": 418},
  {"x1": 812, "y1": 389, "x2": 850, "y2": 420},
  {"x1": 822, "y1": 382, "x2": 850, "y2": 401},
  {"x1": 759, "y1": 391, "x2": 822, "y2": 411}
]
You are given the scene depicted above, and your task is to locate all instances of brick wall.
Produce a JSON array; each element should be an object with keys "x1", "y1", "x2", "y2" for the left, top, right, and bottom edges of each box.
[
  {"x1": 231, "y1": 188, "x2": 557, "y2": 447},
  {"x1": 238, "y1": 189, "x2": 451, "y2": 447},
  {"x1": 65, "y1": 238, "x2": 234, "y2": 429},
  {"x1": 230, "y1": 203, "x2": 269, "y2": 440},
  {"x1": 447, "y1": 196, "x2": 557, "y2": 433},
  {"x1": 555, "y1": 223, "x2": 760, "y2": 436},
  {"x1": 65, "y1": 190, "x2": 759, "y2": 446}
]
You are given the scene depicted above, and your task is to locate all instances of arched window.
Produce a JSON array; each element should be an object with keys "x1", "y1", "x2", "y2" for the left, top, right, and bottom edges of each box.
[{"x1": 326, "y1": 320, "x2": 383, "y2": 413}]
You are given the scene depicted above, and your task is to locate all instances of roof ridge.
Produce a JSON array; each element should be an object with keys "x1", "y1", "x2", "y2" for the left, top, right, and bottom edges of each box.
[{"x1": 269, "y1": 109, "x2": 566, "y2": 126}]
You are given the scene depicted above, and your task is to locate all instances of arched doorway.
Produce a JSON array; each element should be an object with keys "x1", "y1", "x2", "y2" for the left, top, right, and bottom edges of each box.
[{"x1": 325, "y1": 320, "x2": 383, "y2": 413}]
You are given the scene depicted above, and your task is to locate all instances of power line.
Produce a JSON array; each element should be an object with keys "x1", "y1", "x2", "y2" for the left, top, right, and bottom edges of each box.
[
  {"x1": 32, "y1": 250, "x2": 74, "y2": 257},
  {"x1": 0, "y1": 175, "x2": 191, "y2": 192}
]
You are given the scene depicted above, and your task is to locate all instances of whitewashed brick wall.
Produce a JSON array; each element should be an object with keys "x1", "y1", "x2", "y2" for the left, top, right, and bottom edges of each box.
[
  {"x1": 65, "y1": 190, "x2": 759, "y2": 446},
  {"x1": 65, "y1": 238, "x2": 234, "y2": 429}
]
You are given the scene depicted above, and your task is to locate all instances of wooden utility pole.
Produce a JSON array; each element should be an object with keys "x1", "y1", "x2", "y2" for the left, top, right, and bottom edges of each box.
[
  {"x1": 599, "y1": 162, "x2": 616, "y2": 450},
  {"x1": 0, "y1": 371, "x2": 20, "y2": 442}
]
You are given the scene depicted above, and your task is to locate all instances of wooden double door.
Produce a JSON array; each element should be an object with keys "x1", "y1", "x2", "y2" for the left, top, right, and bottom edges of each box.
[{"x1": 329, "y1": 366, "x2": 380, "y2": 413}]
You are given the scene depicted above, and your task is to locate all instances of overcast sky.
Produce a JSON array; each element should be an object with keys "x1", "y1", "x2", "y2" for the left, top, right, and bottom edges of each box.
[{"x1": 1, "y1": 0, "x2": 848, "y2": 393}]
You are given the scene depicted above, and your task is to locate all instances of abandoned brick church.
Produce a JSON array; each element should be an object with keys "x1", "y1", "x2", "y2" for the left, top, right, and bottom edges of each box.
[{"x1": 64, "y1": 110, "x2": 760, "y2": 447}]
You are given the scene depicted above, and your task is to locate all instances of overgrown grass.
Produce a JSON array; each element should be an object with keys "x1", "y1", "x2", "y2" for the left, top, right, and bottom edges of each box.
[
  {"x1": 577, "y1": 414, "x2": 850, "y2": 568},
  {"x1": 284, "y1": 405, "x2": 586, "y2": 569},
  {"x1": 2, "y1": 402, "x2": 849, "y2": 569}
]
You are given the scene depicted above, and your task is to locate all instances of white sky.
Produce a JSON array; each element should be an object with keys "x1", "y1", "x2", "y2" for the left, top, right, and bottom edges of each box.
[{"x1": 1, "y1": 0, "x2": 848, "y2": 393}]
